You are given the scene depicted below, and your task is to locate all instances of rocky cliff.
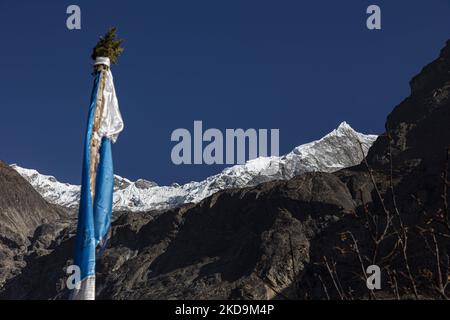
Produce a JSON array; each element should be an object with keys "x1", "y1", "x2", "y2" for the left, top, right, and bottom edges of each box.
[{"x1": 0, "y1": 161, "x2": 69, "y2": 291}]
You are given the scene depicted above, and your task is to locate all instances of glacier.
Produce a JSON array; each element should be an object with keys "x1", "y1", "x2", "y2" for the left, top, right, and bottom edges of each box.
[{"x1": 11, "y1": 122, "x2": 377, "y2": 212}]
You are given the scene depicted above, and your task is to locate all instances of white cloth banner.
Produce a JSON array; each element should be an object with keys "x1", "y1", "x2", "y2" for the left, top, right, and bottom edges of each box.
[{"x1": 96, "y1": 57, "x2": 124, "y2": 144}]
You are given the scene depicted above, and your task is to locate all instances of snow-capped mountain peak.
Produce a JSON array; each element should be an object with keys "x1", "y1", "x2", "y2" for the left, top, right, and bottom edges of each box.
[
  {"x1": 11, "y1": 122, "x2": 377, "y2": 212},
  {"x1": 10, "y1": 165, "x2": 80, "y2": 209}
]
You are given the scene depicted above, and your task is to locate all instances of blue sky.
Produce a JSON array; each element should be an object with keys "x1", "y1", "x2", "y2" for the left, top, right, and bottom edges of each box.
[{"x1": 1, "y1": 0, "x2": 450, "y2": 185}]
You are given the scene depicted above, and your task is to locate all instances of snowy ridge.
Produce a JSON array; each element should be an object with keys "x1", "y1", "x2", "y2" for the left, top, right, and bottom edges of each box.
[
  {"x1": 10, "y1": 165, "x2": 81, "y2": 209},
  {"x1": 12, "y1": 122, "x2": 377, "y2": 212}
]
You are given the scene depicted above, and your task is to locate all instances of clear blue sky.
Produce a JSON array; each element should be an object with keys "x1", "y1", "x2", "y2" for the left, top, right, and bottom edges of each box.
[{"x1": 1, "y1": 0, "x2": 449, "y2": 185}]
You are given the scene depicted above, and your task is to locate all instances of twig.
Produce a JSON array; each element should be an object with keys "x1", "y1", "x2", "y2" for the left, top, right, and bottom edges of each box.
[
  {"x1": 323, "y1": 256, "x2": 345, "y2": 300},
  {"x1": 387, "y1": 268, "x2": 400, "y2": 300},
  {"x1": 346, "y1": 231, "x2": 377, "y2": 300},
  {"x1": 385, "y1": 133, "x2": 419, "y2": 299},
  {"x1": 430, "y1": 232, "x2": 448, "y2": 299},
  {"x1": 317, "y1": 274, "x2": 330, "y2": 300}
]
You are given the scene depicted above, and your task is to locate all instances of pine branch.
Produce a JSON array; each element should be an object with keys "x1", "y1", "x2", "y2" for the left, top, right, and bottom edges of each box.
[{"x1": 91, "y1": 27, "x2": 124, "y2": 64}]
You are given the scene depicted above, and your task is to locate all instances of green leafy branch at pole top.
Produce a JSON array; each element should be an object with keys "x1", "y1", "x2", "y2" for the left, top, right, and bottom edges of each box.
[{"x1": 91, "y1": 27, "x2": 124, "y2": 65}]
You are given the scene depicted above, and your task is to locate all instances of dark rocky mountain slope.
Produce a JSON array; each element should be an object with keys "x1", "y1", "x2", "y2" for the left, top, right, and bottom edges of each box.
[
  {"x1": 0, "y1": 39, "x2": 449, "y2": 300},
  {"x1": 0, "y1": 161, "x2": 69, "y2": 290}
]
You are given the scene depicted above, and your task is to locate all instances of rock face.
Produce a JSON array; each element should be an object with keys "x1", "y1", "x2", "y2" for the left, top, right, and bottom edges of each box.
[
  {"x1": 0, "y1": 172, "x2": 356, "y2": 300},
  {"x1": 366, "y1": 41, "x2": 450, "y2": 175},
  {"x1": 0, "y1": 40, "x2": 449, "y2": 300},
  {"x1": 0, "y1": 161, "x2": 68, "y2": 290},
  {"x1": 96, "y1": 173, "x2": 356, "y2": 299},
  {"x1": 0, "y1": 162, "x2": 61, "y2": 239}
]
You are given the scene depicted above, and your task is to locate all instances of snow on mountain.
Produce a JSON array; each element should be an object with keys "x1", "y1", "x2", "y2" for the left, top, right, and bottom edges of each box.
[
  {"x1": 11, "y1": 122, "x2": 377, "y2": 212},
  {"x1": 10, "y1": 165, "x2": 81, "y2": 209}
]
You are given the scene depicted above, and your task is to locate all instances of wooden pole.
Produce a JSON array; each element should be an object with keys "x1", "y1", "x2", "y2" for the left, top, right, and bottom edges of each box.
[{"x1": 89, "y1": 65, "x2": 108, "y2": 201}]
